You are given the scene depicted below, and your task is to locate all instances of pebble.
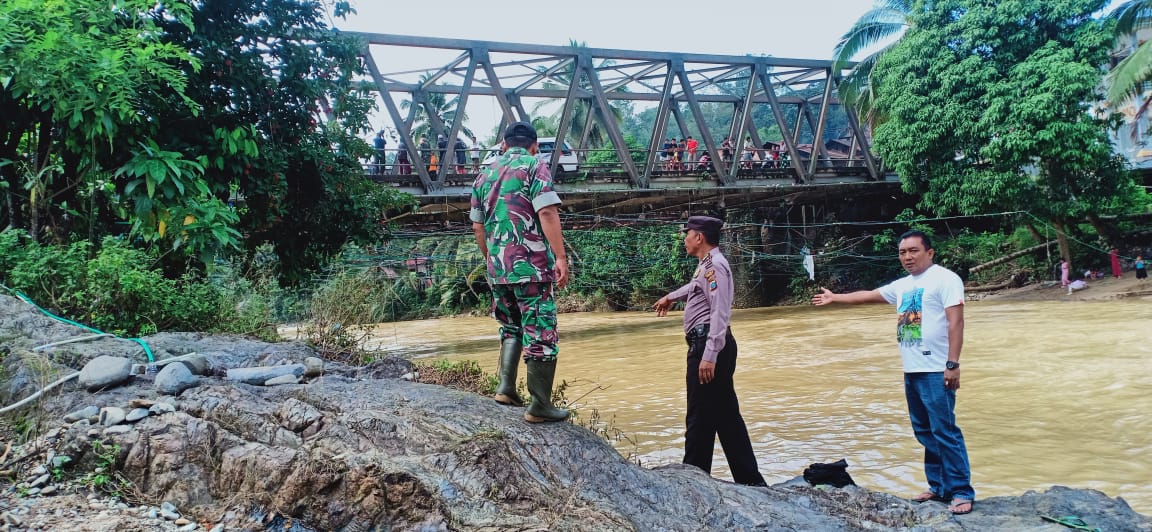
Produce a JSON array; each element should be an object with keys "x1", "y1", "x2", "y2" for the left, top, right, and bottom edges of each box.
[
  {"x1": 1, "y1": 511, "x2": 23, "y2": 527},
  {"x1": 150, "y1": 402, "x2": 176, "y2": 415},
  {"x1": 39, "y1": 486, "x2": 56, "y2": 496},
  {"x1": 29, "y1": 475, "x2": 50, "y2": 488},
  {"x1": 99, "y1": 407, "x2": 127, "y2": 426},
  {"x1": 161, "y1": 501, "x2": 179, "y2": 514},
  {"x1": 63, "y1": 406, "x2": 99, "y2": 423},
  {"x1": 102, "y1": 425, "x2": 132, "y2": 435},
  {"x1": 30, "y1": 466, "x2": 46, "y2": 477},
  {"x1": 24, "y1": 488, "x2": 40, "y2": 496},
  {"x1": 161, "y1": 509, "x2": 180, "y2": 520},
  {"x1": 125, "y1": 408, "x2": 151, "y2": 423},
  {"x1": 50, "y1": 456, "x2": 71, "y2": 468},
  {"x1": 128, "y1": 398, "x2": 156, "y2": 409},
  {"x1": 147, "y1": 508, "x2": 158, "y2": 519},
  {"x1": 210, "y1": 524, "x2": 224, "y2": 532},
  {"x1": 177, "y1": 524, "x2": 199, "y2": 531},
  {"x1": 175, "y1": 517, "x2": 190, "y2": 525},
  {"x1": 87, "y1": 429, "x2": 101, "y2": 438}
]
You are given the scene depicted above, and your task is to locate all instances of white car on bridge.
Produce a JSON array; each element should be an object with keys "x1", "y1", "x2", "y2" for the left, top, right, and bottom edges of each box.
[{"x1": 482, "y1": 137, "x2": 580, "y2": 174}]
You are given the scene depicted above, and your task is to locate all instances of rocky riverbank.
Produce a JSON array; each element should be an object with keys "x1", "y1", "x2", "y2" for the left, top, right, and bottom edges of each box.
[{"x1": 1, "y1": 294, "x2": 1150, "y2": 531}]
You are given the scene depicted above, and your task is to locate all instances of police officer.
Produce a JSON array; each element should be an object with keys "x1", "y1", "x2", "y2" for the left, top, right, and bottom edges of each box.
[{"x1": 653, "y1": 216, "x2": 766, "y2": 486}]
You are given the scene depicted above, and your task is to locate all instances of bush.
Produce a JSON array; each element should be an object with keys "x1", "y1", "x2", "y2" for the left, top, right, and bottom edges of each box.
[{"x1": 0, "y1": 231, "x2": 274, "y2": 337}]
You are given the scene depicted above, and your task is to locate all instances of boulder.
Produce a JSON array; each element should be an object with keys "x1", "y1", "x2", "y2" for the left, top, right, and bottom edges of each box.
[
  {"x1": 303, "y1": 357, "x2": 324, "y2": 378},
  {"x1": 226, "y1": 364, "x2": 304, "y2": 386},
  {"x1": 78, "y1": 356, "x2": 133, "y2": 392},
  {"x1": 173, "y1": 354, "x2": 211, "y2": 376},
  {"x1": 155, "y1": 363, "x2": 198, "y2": 396}
]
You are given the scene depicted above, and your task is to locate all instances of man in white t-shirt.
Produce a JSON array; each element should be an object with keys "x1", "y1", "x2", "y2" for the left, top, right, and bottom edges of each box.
[{"x1": 811, "y1": 230, "x2": 974, "y2": 515}]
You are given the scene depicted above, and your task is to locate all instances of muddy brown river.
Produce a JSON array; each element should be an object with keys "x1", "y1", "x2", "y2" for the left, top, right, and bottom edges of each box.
[{"x1": 366, "y1": 299, "x2": 1152, "y2": 512}]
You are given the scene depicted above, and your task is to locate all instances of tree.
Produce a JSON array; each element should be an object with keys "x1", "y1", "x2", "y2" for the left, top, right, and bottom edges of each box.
[
  {"x1": 150, "y1": 0, "x2": 413, "y2": 280},
  {"x1": 400, "y1": 72, "x2": 473, "y2": 143},
  {"x1": 1105, "y1": 0, "x2": 1152, "y2": 106},
  {"x1": 0, "y1": 0, "x2": 207, "y2": 247},
  {"x1": 871, "y1": 0, "x2": 1141, "y2": 271},
  {"x1": 832, "y1": 0, "x2": 916, "y2": 125}
]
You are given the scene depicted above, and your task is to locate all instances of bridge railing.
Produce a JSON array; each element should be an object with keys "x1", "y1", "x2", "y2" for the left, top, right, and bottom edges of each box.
[{"x1": 363, "y1": 147, "x2": 877, "y2": 188}]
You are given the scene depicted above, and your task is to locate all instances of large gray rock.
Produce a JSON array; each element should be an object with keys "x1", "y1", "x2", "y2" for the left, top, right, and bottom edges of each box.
[
  {"x1": 303, "y1": 357, "x2": 324, "y2": 378},
  {"x1": 155, "y1": 363, "x2": 198, "y2": 396},
  {"x1": 173, "y1": 354, "x2": 211, "y2": 376},
  {"x1": 78, "y1": 356, "x2": 133, "y2": 392},
  {"x1": 226, "y1": 364, "x2": 304, "y2": 385}
]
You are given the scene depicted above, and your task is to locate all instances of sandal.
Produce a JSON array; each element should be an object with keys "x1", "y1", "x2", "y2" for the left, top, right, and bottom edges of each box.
[
  {"x1": 911, "y1": 491, "x2": 946, "y2": 503},
  {"x1": 949, "y1": 499, "x2": 973, "y2": 515}
]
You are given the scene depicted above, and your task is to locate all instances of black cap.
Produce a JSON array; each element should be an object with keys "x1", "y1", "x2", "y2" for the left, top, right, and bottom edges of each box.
[
  {"x1": 503, "y1": 121, "x2": 538, "y2": 142},
  {"x1": 680, "y1": 215, "x2": 724, "y2": 234}
]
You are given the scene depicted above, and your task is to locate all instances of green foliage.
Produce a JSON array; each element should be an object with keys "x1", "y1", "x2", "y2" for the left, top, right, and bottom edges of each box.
[
  {"x1": 1105, "y1": 0, "x2": 1152, "y2": 105},
  {"x1": 565, "y1": 225, "x2": 695, "y2": 309},
  {"x1": 81, "y1": 441, "x2": 132, "y2": 499},
  {"x1": 0, "y1": 230, "x2": 276, "y2": 336},
  {"x1": 871, "y1": 0, "x2": 1139, "y2": 225}
]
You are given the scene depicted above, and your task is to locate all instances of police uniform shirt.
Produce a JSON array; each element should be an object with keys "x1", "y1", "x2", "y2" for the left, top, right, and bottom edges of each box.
[{"x1": 665, "y1": 247, "x2": 734, "y2": 363}]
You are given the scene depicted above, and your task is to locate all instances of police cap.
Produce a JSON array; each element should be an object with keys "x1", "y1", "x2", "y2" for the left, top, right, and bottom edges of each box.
[
  {"x1": 503, "y1": 121, "x2": 538, "y2": 142},
  {"x1": 680, "y1": 215, "x2": 724, "y2": 234}
]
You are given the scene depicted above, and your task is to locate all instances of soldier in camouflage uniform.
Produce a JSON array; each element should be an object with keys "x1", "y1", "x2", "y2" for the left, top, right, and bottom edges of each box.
[{"x1": 470, "y1": 121, "x2": 571, "y2": 423}]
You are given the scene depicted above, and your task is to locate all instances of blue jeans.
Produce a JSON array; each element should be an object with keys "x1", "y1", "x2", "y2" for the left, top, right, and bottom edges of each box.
[{"x1": 904, "y1": 372, "x2": 974, "y2": 501}]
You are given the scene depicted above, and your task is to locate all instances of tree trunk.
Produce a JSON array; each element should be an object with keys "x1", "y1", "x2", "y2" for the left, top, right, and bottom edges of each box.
[
  {"x1": 969, "y1": 241, "x2": 1054, "y2": 274},
  {"x1": 1053, "y1": 219, "x2": 1073, "y2": 275},
  {"x1": 1025, "y1": 223, "x2": 1044, "y2": 244},
  {"x1": 1085, "y1": 213, "x2": 1115, "y2": 245}
]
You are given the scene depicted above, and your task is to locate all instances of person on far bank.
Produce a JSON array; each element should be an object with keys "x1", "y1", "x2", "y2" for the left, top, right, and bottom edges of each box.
[
  {"x1": 1135, "y1": 255, "x2": 1147, "y2": 281},
  {"x1": 652, "y1": 216, "x2": 767, "y2": 487},
  {"x1": 470, "y1": 121, "x2": 571, "y2": 423},
  {"x1": 811, "y1": 230, "x2": 974, "y2": 515}
]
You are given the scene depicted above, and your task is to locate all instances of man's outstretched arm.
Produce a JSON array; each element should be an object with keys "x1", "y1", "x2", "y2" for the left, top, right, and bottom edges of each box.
[{"x1": 811, "y1": 287, "x2": 886, "y2": 306}]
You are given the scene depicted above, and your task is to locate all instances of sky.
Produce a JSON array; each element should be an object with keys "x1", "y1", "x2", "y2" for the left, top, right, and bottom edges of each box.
[
  {"x1": 335, "y1": 0, "x2": 885, "y2": 140},
  {"x1": 338, "y1": 0, "x2": 877, "y2": 61}
]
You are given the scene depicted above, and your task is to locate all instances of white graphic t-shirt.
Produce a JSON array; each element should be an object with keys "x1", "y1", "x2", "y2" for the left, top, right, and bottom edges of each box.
[{"x1": 877, "y1": 264, "x2": 964, "y2": 373}]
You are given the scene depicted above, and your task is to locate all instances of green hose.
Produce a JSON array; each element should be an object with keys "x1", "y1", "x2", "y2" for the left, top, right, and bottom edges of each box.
[{"x1": 0, "y1": 283, "x2": 154, "y2": 362}]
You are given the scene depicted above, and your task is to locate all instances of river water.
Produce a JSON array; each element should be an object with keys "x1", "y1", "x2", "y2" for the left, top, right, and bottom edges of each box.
[{"x1": 367, "y1": 299, "x2": 1152, "y2": 513}]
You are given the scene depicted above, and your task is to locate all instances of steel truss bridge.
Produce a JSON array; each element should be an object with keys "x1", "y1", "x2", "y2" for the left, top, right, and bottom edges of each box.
[{"x1": 349, "y1": 33, "x2": 896, "y2": 218}]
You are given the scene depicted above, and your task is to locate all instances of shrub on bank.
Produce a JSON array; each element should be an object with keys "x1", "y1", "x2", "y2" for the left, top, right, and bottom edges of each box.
[{"x1": 0, "y1": 231, "x2": 275, "y2": 338}]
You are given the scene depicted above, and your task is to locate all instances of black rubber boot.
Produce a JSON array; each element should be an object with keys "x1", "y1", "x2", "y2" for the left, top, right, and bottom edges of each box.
[
  {"x1": 523, "y1": 359, "x2": 570, "y2": 423},
  {"x1": 494, "y1": 338, "x2": 524, "y2": 406}
]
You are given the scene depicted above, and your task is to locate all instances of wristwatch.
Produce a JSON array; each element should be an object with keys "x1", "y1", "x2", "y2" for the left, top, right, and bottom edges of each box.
[{"x1": 945, "y1": 361, "x2": 960, "y2": 370}]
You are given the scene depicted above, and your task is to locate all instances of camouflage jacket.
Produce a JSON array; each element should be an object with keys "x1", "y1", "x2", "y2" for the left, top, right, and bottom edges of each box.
[{"x1": 469, "y1": 147, "x2": 562, "y2": 284}]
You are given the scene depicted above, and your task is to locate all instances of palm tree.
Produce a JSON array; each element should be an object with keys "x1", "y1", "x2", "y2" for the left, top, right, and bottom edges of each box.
[
  {"x1": 831, "y1": 0, "x2": 914, "y2": 126},
  {"x1": 530, "y1": 40, "x2": 626, "y2": 151},
  {"x1": 399, "y1": 73, "x2": 473, "y2": 142},
  {"x1": 1106, "y1": 1, "x2": 1152, "y2": 108}
]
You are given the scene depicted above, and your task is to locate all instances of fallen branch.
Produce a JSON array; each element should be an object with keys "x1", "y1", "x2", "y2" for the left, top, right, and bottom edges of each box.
[{"x1": 970, "y1": 241, "x2": 1054, "y2": 274}]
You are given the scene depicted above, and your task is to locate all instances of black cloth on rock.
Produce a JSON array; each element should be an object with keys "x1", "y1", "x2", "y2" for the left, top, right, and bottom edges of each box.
[{"x1": 802, "y1": 459, "x2": 856, "y2": 488}]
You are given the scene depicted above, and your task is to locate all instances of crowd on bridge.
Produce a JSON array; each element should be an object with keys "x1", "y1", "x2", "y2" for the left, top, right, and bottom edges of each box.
[
  {"x1": 369, "y1": 128, "x2": 806, "y2": 177},
  {"x1": 658, "y1": 136, "x2": 792, "y2": 172}
]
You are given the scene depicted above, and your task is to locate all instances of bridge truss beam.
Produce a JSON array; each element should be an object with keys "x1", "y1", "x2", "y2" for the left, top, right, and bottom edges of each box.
[{"x1": 351, "y1": 32, "x2": 882, "y2": 198}]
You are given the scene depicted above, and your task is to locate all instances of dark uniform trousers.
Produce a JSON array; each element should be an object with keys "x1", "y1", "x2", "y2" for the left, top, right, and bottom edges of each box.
[{"x1": 684, "y1": 326, "x2": 766, "y2": 486}]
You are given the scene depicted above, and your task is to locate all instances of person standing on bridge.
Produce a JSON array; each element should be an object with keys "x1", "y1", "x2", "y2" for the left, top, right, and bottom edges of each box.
[
  {"x1": 652, "y1": 216, "x2": 767, "y2": 487},
  {"x1": 811, "y1": 230, "x2": 975, "y2": 515},
  {"x1": 373, "y1": 131, "x2": 388, "y2": 175},
  {"x1": 470, "y1": 121, "x2": 571, "y2": 423}
]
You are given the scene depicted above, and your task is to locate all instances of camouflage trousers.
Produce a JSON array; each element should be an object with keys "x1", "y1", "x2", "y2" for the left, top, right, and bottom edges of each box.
[{"x1": 491, "y1": 282, "x2": 558, "y2": 362}]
